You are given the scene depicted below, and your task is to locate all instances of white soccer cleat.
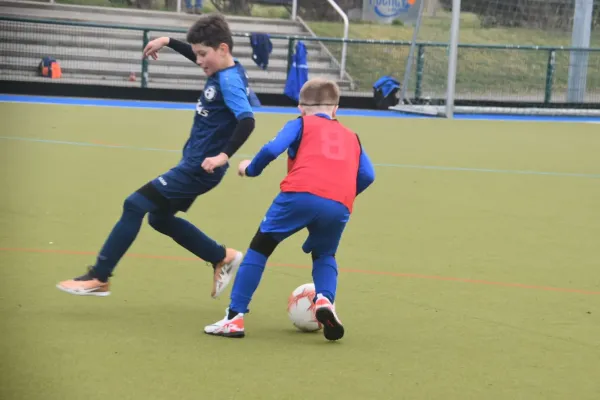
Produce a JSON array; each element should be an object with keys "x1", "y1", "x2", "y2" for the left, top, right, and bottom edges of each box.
[
  {"x1": 315, "y1": 294, "x2": 345, "y2": 341},
  {"x1": 211, "y1": 251, "x2": 243, "y2": 299},
  {"x1": 204, "y1": 308, "x2": 245, "y2": 338}
]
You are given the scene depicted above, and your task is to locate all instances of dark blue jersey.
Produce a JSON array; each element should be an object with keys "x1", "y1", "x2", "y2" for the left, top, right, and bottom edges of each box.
[{"x1": 179, "y1": 60, "x2": 254, "y2": 175}]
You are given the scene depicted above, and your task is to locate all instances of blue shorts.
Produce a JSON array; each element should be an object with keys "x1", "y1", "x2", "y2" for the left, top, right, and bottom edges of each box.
[
  {"x1": 147, "y1": 166, "x2": 223, "y2": 212},
  {"x1": 260, "y1": 192, "x2": 350, "y2": 256}
]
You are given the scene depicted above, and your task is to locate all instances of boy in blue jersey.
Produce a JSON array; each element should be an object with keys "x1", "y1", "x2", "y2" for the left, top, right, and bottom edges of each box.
[
  {"x1": 57, "y1": 14, "x2": 255, "y2": 299},
  {"x1": 204, "y1": 79, "x2": 376, "y2": 341}
]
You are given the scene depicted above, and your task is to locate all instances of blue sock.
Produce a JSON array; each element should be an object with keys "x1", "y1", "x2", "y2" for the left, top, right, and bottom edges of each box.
[
  {"x1": 312, "y1": 255, "x2": 338, "y2": 303},
  {"x1": 229, "y1": 249, "x2": 268, "y2": 314},
  {"x1": 93, "y1": 193, "x2": 157, "y2": 281},
  {"x1": 148, "y1": 213, "x2": 225, "y2": 264}
]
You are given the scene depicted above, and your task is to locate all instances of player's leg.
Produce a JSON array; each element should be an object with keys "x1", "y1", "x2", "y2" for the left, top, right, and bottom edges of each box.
[
  {"x1": 145, "y1": 170, "x2": 242, "y2": 298},
  {"x1": 204, "y1": 192, "x2": 308, "y2": 338},
  {"x1": 56, "y1": 185, "x2": 161, "y2": 296},
  {"x1": 229, "y1": 192, "x2": 315, "y2": 315},
  {"x1": 303, "y1": 197, "x2": 349, "y2": 304},
  {"x1": 303, "y1": 196, "x2": 350, "y2": 341},
  {"x1": 313, "y1": 254, "x2": 345, "y2": 341},
  {"x1": 147, "y1": 212, "x2": 223, "y2": 263},
  {"x1": 203, "y1": 228, "x2": 279, "y2": 338},
  {"x1": 147, "y1": 211, "x2": 242, "y2": 298}
]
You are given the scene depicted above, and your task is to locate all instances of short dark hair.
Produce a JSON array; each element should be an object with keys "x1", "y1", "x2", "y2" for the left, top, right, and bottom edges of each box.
[{"x1": 186, "y1": 13, "x2": 234, "y2": 52}]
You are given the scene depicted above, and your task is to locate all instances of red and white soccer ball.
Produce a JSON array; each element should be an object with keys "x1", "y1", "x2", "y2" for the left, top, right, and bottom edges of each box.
[{"x1": 287, "y1": 283, "x2": 323, "y2": 332}]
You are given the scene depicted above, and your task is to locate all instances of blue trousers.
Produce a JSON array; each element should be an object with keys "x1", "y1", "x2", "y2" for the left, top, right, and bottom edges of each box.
[{"x1": 229, "y1": 192, "x2": 351, "y2": 314}]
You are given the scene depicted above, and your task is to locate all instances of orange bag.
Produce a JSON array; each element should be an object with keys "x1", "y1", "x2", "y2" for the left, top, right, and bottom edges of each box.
[{"x1": 39, "y1": 57, "x2": 62, "y2": 79}]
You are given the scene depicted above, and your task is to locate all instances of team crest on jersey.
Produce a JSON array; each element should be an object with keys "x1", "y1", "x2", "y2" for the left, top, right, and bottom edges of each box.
[{"x1": 204, "y1": 86, "x2": 217, "y2": 102}]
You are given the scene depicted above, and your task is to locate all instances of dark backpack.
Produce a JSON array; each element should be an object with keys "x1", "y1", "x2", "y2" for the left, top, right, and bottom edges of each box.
[{"x1": 373, "y1": 76, "x2": 400, "y2": 110}]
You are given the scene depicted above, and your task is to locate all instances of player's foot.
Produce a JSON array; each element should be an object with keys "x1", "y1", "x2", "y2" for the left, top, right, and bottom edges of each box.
[
  {"x1": 204, "y1": 308, "x2": 245, "y2": 338},
  {"x1": 315, "y1": 294, "x2": 344, "y2": 341},
  {"x1": 56, "y1": 266, "x2": 111, "y2": 297},
  {"x1": 211, "y1": 249, "x2": 243, "y2": 299}
]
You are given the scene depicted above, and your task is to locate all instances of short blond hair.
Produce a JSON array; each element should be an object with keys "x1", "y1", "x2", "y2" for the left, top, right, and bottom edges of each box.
[{"x1": 299, "y1": 78, "x2": 340, "y2": 110}]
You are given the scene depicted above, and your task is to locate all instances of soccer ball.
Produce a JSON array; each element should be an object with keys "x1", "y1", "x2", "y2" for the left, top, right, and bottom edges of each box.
[{"x1": 287, "y1": 283, "x2": 322, "y2": 332}]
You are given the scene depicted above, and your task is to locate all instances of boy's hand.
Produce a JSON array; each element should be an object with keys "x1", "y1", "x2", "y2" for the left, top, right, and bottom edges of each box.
[
  {"x1": 202, "y1": 153, "x2": 229, "y2": 174},
  {"x1": 238, "y1": 160, "x2": 251, "y2": 177},
  {"x1": 143, "y1": 37, "x2": 169, "y2": 60}
]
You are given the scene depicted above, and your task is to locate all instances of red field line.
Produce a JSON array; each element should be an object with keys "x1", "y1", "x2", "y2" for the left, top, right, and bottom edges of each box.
[{"x1": 1, "y1": 247, "x2": 599, "y2": 295}]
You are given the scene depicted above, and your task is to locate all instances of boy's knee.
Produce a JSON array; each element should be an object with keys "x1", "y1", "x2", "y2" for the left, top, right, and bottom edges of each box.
[
  {"x1": 147, "y1": 213, "x2": 171, "y2": 232},
  {"x1": 249, "y1": 229, "x2": 279, "y2": 258},
  {"x1": 312, "y1": 253, "x2": 335, "y2": 262},
  {"x1": 123, "y1": 193, "x2": 153, "y2": 215},
  {"x1": 124, "y1": 190, "x2": 163, "y2": 215}
]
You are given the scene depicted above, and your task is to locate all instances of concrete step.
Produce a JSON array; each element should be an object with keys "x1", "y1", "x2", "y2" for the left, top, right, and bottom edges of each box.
[
  {"x1": 0, "y1": 44, "x2": 337, "y2": 74},
  {"x1": 0, "y1": 0, "x2": 296, "y2": 26},
  {"x1": 0, "y1": 1, "x2": 307, "y2": 34},
  {"x1": 0, "y1": 1, "x2": 358, "y2": 93},
  {"x1": 0, "y1": 19, "x2": 322, "y2": 50},
  {"x1": 0, "y1": 55, "x2": 351, "y2": 88},
  {"x1": 0, "y1": 70, "x2": 362, "y2": 94},
  {"x1": 0, "y1": 30, "x2": 331, "y2": 62},
  {"x1": 0, "y1": 70, "x2": 283, "y2": 91}
]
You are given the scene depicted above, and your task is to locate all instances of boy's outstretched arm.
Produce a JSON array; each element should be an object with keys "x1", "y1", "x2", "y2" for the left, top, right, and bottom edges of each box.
[
  {"x1": 167, "y1": 38, "x2": 196, "y2": 63},
  {"x1": 243, "y1": 118, "x2": 303, "y2": 177},
  {"x1": 143, "y1": 37, "x2": 196, "y2": 64},
  {"x1": 357, "y1": 148, "x2": 375, "y2": 195}
]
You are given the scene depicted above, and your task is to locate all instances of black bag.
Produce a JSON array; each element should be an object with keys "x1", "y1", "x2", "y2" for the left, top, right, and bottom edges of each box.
[{"x1": 373, "y1": 76, "x2": 400, "y2": 110}]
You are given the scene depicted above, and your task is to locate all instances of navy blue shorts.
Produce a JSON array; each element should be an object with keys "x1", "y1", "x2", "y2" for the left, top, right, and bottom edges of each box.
[
  {"x1": 259, "y1": 192, "x2": 350, "y2": 256},
  {"x1": 140, "y1": 166, "x2": 223, "y2": 213}
]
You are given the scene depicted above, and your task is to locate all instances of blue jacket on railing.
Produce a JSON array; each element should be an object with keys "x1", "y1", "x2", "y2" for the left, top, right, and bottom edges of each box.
[
  {"x1": 373, "y1": 75, "x2": 400, "y2": 98},
  {"x1": 284, "y1": 41, "x2": 308, "y2": 103},
  {"x1": 250, "y1": 33, "x2": 273, "y2": 70}
]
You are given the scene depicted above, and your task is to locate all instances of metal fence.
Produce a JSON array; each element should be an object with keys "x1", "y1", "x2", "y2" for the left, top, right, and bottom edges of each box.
[{"x1": 2, "y1": 16, "x2": 600, "y2": 103}]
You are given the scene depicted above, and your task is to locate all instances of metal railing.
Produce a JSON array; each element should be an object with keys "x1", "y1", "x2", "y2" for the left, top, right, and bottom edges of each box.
[
  {"x1": 326, "y1": 0, "x2": 349, "y2": 80},
  {"x1": 2, "y1": 16, "x2": 600, "y2": 103}
]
